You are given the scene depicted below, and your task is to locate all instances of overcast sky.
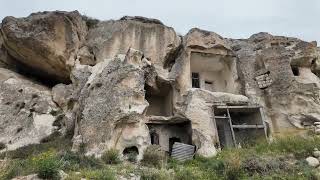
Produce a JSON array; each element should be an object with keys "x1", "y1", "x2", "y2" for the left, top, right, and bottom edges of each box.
[{"x1": 0, "y1": 0, "x2": 319, "y2": 43}]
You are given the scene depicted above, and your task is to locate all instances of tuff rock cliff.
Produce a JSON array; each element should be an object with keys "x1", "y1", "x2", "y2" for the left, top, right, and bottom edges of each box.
[{"x1": 0, "y1": 11, "x2": 319, "y2": 158}]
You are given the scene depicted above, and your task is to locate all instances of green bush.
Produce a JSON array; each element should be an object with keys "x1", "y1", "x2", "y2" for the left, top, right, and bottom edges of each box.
[
  {"x1": 80, "y1": 169, "x2": 116, "y2": 180},
  {"x1": 101, "y1": 148, "x2": 120, "y2": 164},
  {"x1": 4, "y1": 136, "x2": 72, "y2": 159},
  {"x1": 32, "y1": 151, "x2": 61, "y2": 179},
  {"x1": 0, "y1": 159, "x2": 34, "y2": 179},
  {"x1": 126, "y1": 151, "x2": 138, "y2": 163},
  {"x1": 175, "y1": 167, "x2": 205, "y2": 180},
  {"x1": 140, "y1": 168, "x2": 173, "y2": 180},
  {"x1": 255, "y1": 136, "x2": 320, "y2": 158},
  {"x1": 141, "y1": 145, "x2": 167, "y2": 168},
  {"x1": 61, "y1": 151, "x2": 103, "y2": 170}
]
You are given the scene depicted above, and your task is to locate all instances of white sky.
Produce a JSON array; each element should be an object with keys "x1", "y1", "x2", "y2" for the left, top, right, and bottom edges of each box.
[{"x1": 0, "y1": 0, "x2": 319, "y2": 43}]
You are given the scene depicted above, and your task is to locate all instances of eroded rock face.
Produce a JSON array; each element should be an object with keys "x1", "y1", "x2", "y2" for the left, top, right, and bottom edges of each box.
[
  {"x1": 1, "y1": 11, "x2": 87, "y2": 83},
  {"x1": 230, "y1": 33, "x2": 320, "y2": 134},
  {"x1": 68, "y1": 49, "x2": 151, "y2": 159},
  {"x1": 0, "y1": 68, "x2": 61, "y2": 151},
  {"x1": 178, "y1": 89, "x2": 249, "y2": 156},
  {"x1": 86, "y1": 16, "x2": 181, "y2": 76},
  {"x1": 0, "y1": 11, "x2": 320, "y2": 159}
]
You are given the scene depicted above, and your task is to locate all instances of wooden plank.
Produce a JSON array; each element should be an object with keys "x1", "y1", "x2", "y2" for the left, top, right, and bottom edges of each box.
[
  {"x1": 232, "y1": 125, "x2": 265, "y2": 129},
  {"x1": 227, "y1": 108, "x2": 237, "y2": 147},
  {"x1": 216, "y1": 105, "x2": 261, "y2": 109},
  {"x1": 214, "y1": 116, "x2": 229, "y2": 119},
  {"x1": 259, "y1": 107, "x2": 269, "y2": 140}
]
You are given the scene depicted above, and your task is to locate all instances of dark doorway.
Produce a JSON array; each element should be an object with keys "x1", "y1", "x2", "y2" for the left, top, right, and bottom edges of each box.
[
  {"x1": 169, "y1": 137, "x2": 181, "y2": 154},
  {"x1": 123, "y1": 146, "x2": 139, "y2": 162},
  {"x1": 150, "y1": 132, "x2": 159, "y2": 145}
]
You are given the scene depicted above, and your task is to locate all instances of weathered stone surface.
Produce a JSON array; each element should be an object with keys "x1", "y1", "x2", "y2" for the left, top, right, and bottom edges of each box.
[
  {"x1": 70, "y1": 49, "x2": 151, "y2": 159},
  {"x1": 0, "y1": 68, "x2": 61, "y2": 151},
  {"x1": 11, "y1": 174, "x2": 41, "y2": 180},
  {"x1": 0, "y1": 11, "x2": 320, "y2": 159},
  {"x1": 306, "y1": 156, "x2": 320, "y2": 167},
  {"x1": 178, "y1": 89, "x2": 249, "y2": 156},
  {"x1": 1, "y1": 11, "x2": 87, "y2": 82},
  {"x1": 85, "y1": 16, "x2": 181, "y2": 76},
  {"x1": 229, "y1": 33, "x2": 320, "y2": 135}
]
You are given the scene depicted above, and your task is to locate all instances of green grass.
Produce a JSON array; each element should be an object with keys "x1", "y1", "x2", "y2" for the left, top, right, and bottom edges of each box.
[{"x1": 2, "y1": 135, "x2": 320, "y2": 180}]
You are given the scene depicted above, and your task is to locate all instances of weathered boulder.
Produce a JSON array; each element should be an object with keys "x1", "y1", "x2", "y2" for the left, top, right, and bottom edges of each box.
[
  {"x1": 1, "y1": 11, "x2": 87, "y2": 83},
  {"x1": 86, "y1": 16, "x2": 181, "y2": 76},
  {"x1": 0, "y1": 68, "x2": 62, "y2": 151},
  {"x1": 70, "y1": 49, "x2": 151, "y2": 159}
]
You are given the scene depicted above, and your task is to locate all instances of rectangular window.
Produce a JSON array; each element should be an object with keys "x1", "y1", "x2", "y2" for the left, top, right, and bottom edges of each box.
[{"x1": 192, "y1": 72, "x2": 200, "y2": 88}]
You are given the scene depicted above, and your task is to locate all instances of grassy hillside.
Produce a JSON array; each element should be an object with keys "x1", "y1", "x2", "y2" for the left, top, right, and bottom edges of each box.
[{"x1": 1, "y1": 135, "x2": 320, "y2": 180}]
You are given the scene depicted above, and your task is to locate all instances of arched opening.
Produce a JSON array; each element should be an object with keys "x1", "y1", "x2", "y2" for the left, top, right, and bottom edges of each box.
[
  {"x1": 123, "y1": 146, "x2": 139, "y2": 162},
  {"x1": 169, "y1": 137, "x2": 181, "y2": 154},
  {"x1": 291, "y1": 66, "x2": 300, "y2": 76},
  {"x1": 150, "y1": 132, "x2": 159, "y2": 145}
]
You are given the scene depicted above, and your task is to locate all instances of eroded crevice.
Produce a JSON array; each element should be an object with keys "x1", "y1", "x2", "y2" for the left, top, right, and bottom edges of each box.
[{"x1": 163, "y1": 36, "x2": 183, "y2": 71}]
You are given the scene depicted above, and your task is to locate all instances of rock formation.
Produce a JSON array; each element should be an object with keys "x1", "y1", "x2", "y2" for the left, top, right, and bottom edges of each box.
[{"x1": 0, "y1": 11, "x2": 319, "y2": 158}]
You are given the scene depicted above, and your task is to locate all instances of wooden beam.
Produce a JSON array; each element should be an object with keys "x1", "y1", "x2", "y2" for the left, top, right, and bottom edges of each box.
[
  {"x1": 227, "y1": 108, "x2": 237, "y2": 147},
  {"x1": 232, "y1": 125, "x2": 265, "y2": 129}
]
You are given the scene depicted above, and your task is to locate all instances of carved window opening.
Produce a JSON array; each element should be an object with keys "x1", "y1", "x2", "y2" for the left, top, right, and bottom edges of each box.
[{"x1": 191, "y1": 72, "x2": 200, "y2": 88}]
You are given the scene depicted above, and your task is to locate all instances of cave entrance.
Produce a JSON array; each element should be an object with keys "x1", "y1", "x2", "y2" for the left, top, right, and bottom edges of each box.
[
  {"x1": 123, "y1": 146, "x2": 139, "y2": 162},
  {"x1": 190, "y1": 52, "x2": 236, "y2": 93},
  {"x1": 145, "y1": 81, "x2": 173, "y2": 117}
]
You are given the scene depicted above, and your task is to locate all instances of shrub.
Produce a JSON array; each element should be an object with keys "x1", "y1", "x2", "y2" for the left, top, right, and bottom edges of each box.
[
  {"x1": 140, "y1": 168, "x2": 173, "y2": 180},
  {"x1": 61, "y1": 151, "x2": 103, "y2": 170},
  {"x1": 175, "y1": 167, "x2": 204, "y2": 180},
  {"x1": 141, "y1": 145, "x2": 167, "y2": 168},
  {"x1": 126, "y1": 151, "x2": 138, "y2": 163},
  {"x1": 0, "y1": 159, "x2": 36, "y2": 179},
  {"x1": 80, "y1": 169, "x2": 116, "y2": 180},
  {"x1": 32, "y1": 151, "x2": 61, "y2": 179},
  {"x1": 4, "y1": 136, "x2": 72, "y2": 159},
  {"x1": 255, "y1": 136, "x2": 320, "y2": 158},
  {"x1": 101, "y1": 148, "x2": 120, "y2": 164}
]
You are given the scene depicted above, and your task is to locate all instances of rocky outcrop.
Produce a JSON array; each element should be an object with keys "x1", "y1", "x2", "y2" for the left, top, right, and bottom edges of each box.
[
  {"x1": 0, "y1": 68, "x2": 61, "y2": 151},
  {"x1": 85, "y1": 16, "x2": 181, "y2": 76},
  {"x1": 1, "y1": 11, "x2": 87, "y2": 83},
  {"x1": 0, "y1": 11, "x2": 319, "y2": 159},
  {"x1": 65, "y1": 49, "x2": 152, "y2": 159},
  {"x1": 229, "y1": 33, "x2": 320, "y2": 135}
]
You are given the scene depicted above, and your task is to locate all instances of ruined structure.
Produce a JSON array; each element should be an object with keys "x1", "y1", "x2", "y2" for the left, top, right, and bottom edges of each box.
[{"x1": 0, "y1": 11, "x2": 319, "y2": 159}]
